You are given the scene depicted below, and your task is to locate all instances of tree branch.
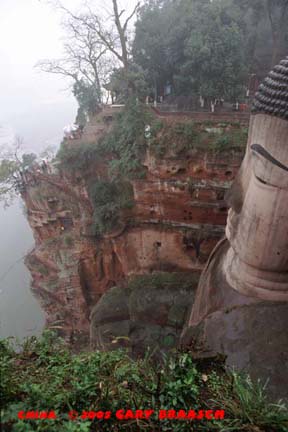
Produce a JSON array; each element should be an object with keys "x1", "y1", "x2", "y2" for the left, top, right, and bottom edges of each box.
[{"x1": 123, "y1": 2, "x2": 140, "y2": 33}]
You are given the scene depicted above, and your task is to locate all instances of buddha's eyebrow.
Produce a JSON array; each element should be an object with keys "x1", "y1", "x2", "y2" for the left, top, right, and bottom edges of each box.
[{"x1": 251, "y1": 144, "x2": 288, "y2": 172}]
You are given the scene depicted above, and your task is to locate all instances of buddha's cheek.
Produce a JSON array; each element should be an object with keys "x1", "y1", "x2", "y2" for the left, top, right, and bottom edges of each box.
[{"x1": 228, "y1": 177, "x2": 288, "y2": 272}]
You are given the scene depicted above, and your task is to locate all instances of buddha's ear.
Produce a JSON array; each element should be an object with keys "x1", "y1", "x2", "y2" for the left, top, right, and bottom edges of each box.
[{"x1": 224, "y1": 174, "x2": 244, "y2": 214}]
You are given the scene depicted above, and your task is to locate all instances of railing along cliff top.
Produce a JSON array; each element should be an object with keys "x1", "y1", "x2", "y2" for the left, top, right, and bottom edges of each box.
[{"x1": 151, "y1": 107, "x2": 250, "y2": 124}]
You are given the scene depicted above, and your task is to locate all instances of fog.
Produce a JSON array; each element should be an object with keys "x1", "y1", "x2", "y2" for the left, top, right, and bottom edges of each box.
[
  {"x1": 0, "y1": 0, "x2": 137, "y2": 340},
  {"x1": 0, "y1": 0, "x2": 76, "y2": 119},
  {"x1": 0, "y1": 0, "x2": 80, "y2": 340},
  {"x1": 0, "y1": 0, "x2": 137, "y2": 120}
]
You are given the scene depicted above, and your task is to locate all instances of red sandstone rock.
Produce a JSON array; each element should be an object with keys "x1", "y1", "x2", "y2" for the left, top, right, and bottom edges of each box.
[{"x1": 21, "y1": 113, "x2": 243, "y2": 342}]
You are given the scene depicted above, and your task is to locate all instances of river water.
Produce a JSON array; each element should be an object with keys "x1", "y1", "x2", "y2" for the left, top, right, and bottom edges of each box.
[{"x1": 0, "y1": 101, "x2": 76, "y2": 341}]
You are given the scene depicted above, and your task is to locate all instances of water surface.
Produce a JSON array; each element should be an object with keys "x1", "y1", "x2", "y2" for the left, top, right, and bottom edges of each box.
[{"x1": 0, "y1": 100, "x2": 76, "y2": 341}]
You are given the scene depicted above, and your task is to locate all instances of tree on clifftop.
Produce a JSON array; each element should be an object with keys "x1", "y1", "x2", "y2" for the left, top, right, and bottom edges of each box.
[
  {"x1": 133, "y1": 0, "x2": 247, "y2": 106},
  {"x1": 37, "y1": 0, "x2": 140, "y2": 108},
  {"x1": 233, "y1": 0, "x2": 288, "y2": 70},
  {"x1": 177, "y1": 1, "x2": 247, "y2": 103}
]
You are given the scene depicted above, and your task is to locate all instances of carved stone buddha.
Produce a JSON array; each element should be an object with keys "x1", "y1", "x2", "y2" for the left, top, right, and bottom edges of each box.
[{"x1": 182, "y1": 57, "x2": 288, "y2": 400}]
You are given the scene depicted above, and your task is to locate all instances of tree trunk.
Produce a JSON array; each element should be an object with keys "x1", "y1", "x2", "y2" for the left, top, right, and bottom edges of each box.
[
  {"x1": 112, "y1": 0, "x2": 129, "y2": 71},
  {"x1": 266, "y1": 0, "x2": 288, "y2": 67}
]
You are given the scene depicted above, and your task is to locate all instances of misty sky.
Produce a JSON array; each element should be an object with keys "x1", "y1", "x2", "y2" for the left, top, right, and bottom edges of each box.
[
  {"x1": 0, "y1": 0, "x2": 72, "y2": 118},
  {"x1": 0, "y1": 0, "x2": 138, "y2": 340},
  {"x1": 0, "y1": 0, "x2": 136, "y2": 120}
]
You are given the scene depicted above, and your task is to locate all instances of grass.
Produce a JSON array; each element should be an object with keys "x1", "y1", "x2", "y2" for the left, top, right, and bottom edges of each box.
[{"x1": 1, "y1": 331, "x2": 287, "y2": 432}]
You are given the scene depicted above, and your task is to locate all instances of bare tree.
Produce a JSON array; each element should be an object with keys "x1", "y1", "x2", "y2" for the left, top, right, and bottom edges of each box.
[
  {"x1": 37, "y1": 0, "x2": 140, "y2": 99},
  {"x1": 36, "y1": 14, "x2": 109, "y2": 103},
  {"x1": 59, "y1": 0, "x2": 140, "y2": 72}
]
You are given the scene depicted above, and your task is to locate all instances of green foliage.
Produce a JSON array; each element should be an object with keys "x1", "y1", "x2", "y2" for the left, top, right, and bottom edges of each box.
[
  {"x1": 213, "y1": 135, "x2": 232, "y2": 151},
  {"x1": 88, "y1": 179, "x2": 133, "y2": 234},
  {"x1": 0, "y1": 339, "x2": 18, "y2": 406},
  {"x1": 151, "y1": 119, "x2": 164, "y2": 134},
  {"x1": 210, "y1": 372, "x2": 288, "y2": 432},
  {"x1": 58, "y1": 99, "x2": 151, "y2": 180},
  {"x1": 176, "y1": 1, "x2": 247, "y2": 101},
  {"x1": 21, "y1": 153, "x2": 37, "y2": 168},
  {"x1": 150, "y1": 121, "x2": 247, "y2": 157},
  {"x1": 1, "y1": 331, "x2": 287, "y2": 432},
  {"x1": 0, "y1": 159, "x2": 18, "y2": 193},
  {"x1": 99, "y1": 98, "x2": 151, "y2": 179},
  {"x1": 133, "y1": 0, "x2": 288, "y2": 99},
  {"x1": 174, "y1": 122, "x2": 198, "y2": 139},
  {"x1": 0, "y1": 148, "x2": 37, "y2": 206},
  {"x1": 75, "y1": 107, "x2": 87, "y2": 128},
  {"x1": 134, "y1": 0, "x2": 247, "y2": 101},
  {"x1": 107, "y1": 65, "x2": 150, "y2": 103},
  {"x1": 73, "y1": 79, "x2": 101, "y2": 117},
  {"x1": 133, "y1": 0, "x2": 177, "y2": 95},
  {"x1": 56, "y1": 140, "x2": 103, "y2": 172},
  {"x1": 150, "y1": 121, "x2": 199, "y2": 157},
  {"x1": 128, "y1": 272, "x2": 199, "y2": 293},
  {"x1": 210, "y1": 127, "x2": 248, "y2": 152}
]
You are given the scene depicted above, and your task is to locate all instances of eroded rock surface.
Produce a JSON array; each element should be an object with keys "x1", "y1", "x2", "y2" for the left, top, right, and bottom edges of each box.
[
  {"x1": 22, "y1": 109, "x2": 245, "y2": 349},
  {"x1": 90, "y1": 273, "x2": 199, "y2": 354}
]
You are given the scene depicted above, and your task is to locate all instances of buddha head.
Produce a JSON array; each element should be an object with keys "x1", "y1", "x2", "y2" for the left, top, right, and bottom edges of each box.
[{"x1": 223, "y1": 57, "x2": 288, "y2": 301}]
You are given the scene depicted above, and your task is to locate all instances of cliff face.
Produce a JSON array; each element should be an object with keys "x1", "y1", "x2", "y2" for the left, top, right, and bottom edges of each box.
[{"x1": 22, "y1": 107, "x2": 247, "y2": 350}]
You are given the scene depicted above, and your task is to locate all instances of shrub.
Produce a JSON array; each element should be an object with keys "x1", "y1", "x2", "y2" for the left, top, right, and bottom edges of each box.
[
  {"x1": 210, "y1": 128, "x2": 248, "y2": 153},
  {"x1": 151, "y1": 119, "x2": 164, "y2": 134},
  {"x1": 1, "y1": 332, "x2": 287, "y2": 432},
  {"x1": 88, "y1": 179, "x2": 134, "y2": 234},
  {"x1": 99, "y1": 97, "x2": 151, "y2": 179},
  {"x1": 150, "y1": 120, "x2": 248, "y2": 158},
  {"x1": 174, "y1": 122, "x2": 197, "y2": 139},
  {"x1": 57, "y1": 140, "x2": 103, "y2": 172},
  {"x1": 212, "y1": 135, "x2": 232, "y2": 151}
]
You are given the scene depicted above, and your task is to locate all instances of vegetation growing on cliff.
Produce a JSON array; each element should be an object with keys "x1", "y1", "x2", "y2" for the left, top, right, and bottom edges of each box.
[
  {"x1": 56, "y1": 140, "x2": 103, "y2": 172},
  {"x1": 1, "y1": 331, "x2": 287, "y2": 432},
  {"x1": 99, "y1": 98, "x2": 151, "y2": 179},
  {"x1": 88, "y1": 179, "x2": 133, "y2": 234},
  {"x1": 56, "y1": 101, "x2": 248, "y2": 237},
  {"x1": 149, "y1": 121, "x2": 248, "y2": 158},
  {"x1": 57, "y1": 98, "x2": 150, "y2": 178}
]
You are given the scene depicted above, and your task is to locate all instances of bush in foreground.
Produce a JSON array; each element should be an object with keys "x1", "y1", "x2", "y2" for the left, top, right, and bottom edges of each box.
[{"x1": 0, "y1": 331, "x2": 287, "y2": 432}]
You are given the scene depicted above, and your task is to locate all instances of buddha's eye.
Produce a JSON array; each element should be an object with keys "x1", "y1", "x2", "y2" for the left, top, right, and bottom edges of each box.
[
  {"x1": 255, "y1": 175, "x2": 267, "y2": 185},
  {"x1": 254, "y1": 172, "x2": 276, "y2": 188}
]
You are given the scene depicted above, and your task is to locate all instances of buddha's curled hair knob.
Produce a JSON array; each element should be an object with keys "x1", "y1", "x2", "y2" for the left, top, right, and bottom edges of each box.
[{"x1": 252, "y1": 56, "x2": 288, "y2": 120}]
